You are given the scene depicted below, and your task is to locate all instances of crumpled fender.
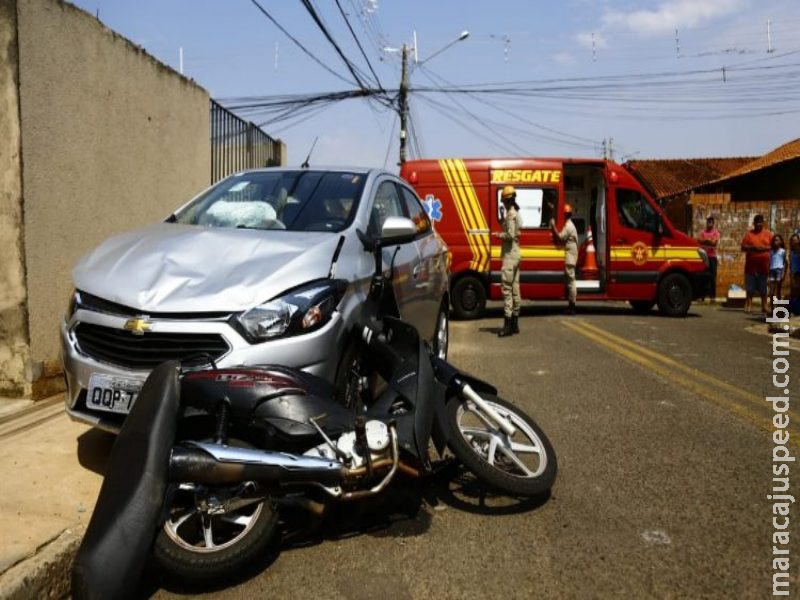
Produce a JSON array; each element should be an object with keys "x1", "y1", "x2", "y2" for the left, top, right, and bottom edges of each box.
[{"x1": 72, "y1": 361, "x2": 181, "y2": 600}]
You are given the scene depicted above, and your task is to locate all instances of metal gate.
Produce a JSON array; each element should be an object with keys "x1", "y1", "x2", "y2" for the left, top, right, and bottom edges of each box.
[{"x1": 210, "y1": 100, "x2": 283, "y2": 183}]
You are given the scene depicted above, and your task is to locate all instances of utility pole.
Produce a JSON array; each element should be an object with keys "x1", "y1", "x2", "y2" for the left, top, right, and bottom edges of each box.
[
  {"x1": 398, "y1": 43, "x2": 409, "y2": 165},
  {"x1": 391, "y1": 31, "x2": 468, "y2": 165}
]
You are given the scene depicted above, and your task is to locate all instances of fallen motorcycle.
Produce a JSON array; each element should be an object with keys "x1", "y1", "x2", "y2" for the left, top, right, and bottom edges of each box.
[{"x1": 72, "y1": 217, "x2": 556, "y2": 599}]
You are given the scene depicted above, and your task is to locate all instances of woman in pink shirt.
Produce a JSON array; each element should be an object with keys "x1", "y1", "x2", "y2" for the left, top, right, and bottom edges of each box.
[{"x1": 697, "y1": 216, "x2": 720, "y2": 301}]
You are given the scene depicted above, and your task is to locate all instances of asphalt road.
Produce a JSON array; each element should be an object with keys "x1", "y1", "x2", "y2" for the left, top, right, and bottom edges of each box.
[{"x1": 149, "y1": 302, "x2": 798, "y2": 599}]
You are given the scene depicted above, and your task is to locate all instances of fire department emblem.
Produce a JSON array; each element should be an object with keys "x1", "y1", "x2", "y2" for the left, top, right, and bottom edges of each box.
[{"x1": 630, "y1": 242, "x2": 649, "y2": 266}]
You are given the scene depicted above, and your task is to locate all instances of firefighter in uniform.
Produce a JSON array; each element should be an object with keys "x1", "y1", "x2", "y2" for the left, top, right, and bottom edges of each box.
[
  {"x1": 496, "y1": 185, "x2": 522, "y2": 336},
  {"x1": 550, "y1": 203, "x2": 579, "y2": 314}
]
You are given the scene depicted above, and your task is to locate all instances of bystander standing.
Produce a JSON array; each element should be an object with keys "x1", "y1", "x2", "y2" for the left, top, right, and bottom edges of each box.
[
  {"x1": 769, "y1": 234, "x2": 787, "y2": 308},
  {"x1": 789, "y1": 233, "x2": 800, "y2": 315},
  {"x1": 697, "y1": 216, "x2": 720, "y2": 301},
  {"x1": 740, "y1": 214, "x2": 772, "y2": 315}
]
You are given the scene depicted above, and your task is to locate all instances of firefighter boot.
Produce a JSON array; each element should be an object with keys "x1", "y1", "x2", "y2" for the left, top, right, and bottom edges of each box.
[
  {"x1": 498, "y1": 317, "x2": 513, "y2": 337},
  {"x1": 566, "y1": 301, "x2": 576, "y2": 316},
  {"x1": 511, "y1": 315, "x2": 520, "y2": 334}
]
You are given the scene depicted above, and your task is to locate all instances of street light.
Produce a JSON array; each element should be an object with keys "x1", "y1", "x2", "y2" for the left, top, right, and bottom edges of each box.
[
  {"x1": 393, "y1": 30, "x2": 470, "y2": 165},
  {"x1": 416, "y1": 30, "x2": 469, "y2": 67}
]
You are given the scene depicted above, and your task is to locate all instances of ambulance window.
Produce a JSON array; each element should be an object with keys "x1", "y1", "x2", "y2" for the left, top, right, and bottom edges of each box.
[
  {"x1": 400, "y1": 186, "x2": 432, "y2": 235},
  {"x1": 616, "y1": 189, "x2": 659, "y2": 233},
  {"x1": 368, "y1": 181, "x2": 405, "y2": 238},
  {"x1": 497, "y1": 187, "x2": 557, "y2": 229}
]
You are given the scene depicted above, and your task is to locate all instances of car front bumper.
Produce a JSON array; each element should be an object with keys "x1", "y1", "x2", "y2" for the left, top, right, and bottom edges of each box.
[{"x1": 61, "y1": 308, "x2": 346, "y2": 432}]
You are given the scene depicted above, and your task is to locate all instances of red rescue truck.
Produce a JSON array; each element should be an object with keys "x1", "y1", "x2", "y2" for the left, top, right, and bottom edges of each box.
[{"x1": 400, "y1": 158, "x2": 710, "y2": 318}]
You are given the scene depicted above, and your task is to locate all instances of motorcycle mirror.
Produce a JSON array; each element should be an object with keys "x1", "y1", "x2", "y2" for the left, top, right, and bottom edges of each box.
[{"x1": 380, "y1": 216, "x2": 417, "y2": 245}]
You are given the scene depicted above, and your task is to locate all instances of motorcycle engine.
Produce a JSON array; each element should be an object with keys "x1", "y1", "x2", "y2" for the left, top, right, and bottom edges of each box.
[{"x1": 305, "y1": 420, "x2": 391, "y2": 469}]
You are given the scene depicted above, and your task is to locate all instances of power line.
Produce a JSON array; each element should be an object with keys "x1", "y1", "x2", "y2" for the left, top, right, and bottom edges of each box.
[
  {"x1": 418, "y1": 64, "x2": 599, "y2": 149},
  {"x1": 299, "y1": 0, "x2": 371, "y2": 91},
  {"x1": 334, "y1": 0, "x2": 384, "y2": 92},
  {"x1": 417, "y1": 94, "x2": 532, "y2": 156},
  {"x1": 249, "y1": 0, "x2": 357, "y2": 86},
  {"x1": 383, "y1": 112, "x2": 398, "y2": 168}
]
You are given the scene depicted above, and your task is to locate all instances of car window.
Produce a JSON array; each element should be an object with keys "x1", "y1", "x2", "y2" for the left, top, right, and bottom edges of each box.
[
  {"x1": 400, "y1": 186, "x2": 432, "y2": 235},
  {"x1": 616, "y1": 188, "x2": 659, "y2": 232},
  {"x1": 172, "y1": 171, "x2": 366, "y2": 232},
  {"x1": 368, "y1": 181, "x2": 405, "y2": 238}
]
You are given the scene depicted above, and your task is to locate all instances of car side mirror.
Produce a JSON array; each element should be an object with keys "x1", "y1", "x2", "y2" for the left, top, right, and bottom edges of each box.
[{"x1": 381, "y1": 216, "x2": 417, "y2": 245}]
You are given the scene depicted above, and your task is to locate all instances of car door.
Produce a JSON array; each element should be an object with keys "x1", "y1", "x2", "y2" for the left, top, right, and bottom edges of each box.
[
  {"x1": 367, "y1": 179, "x2": 424, "y2": 331},
  {"x1": 607, "y1": 186, "x2": 663, "y2": 299},
  {"x1": 398, "y1": 183, "x2": 447, "y2": 340}
]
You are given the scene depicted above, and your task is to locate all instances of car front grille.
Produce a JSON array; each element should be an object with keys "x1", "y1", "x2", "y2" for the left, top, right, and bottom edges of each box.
[{"x1": 74, "y1": 323, "x2": 230, "y2": 369}]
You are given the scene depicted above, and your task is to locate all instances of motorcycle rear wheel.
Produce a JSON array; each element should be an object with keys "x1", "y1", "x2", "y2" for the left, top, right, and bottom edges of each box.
[
  {"x1": 445, "y1": 394, "x2": 556, "y2": 497},
  {"x1": 153, "y1": 482, "x2": 279, "y2": 582}
]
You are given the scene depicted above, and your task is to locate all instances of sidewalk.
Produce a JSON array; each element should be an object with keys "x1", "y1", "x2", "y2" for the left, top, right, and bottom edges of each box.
[{"x1": 0, "y1": 395, "x2": 108, "y2": 600}]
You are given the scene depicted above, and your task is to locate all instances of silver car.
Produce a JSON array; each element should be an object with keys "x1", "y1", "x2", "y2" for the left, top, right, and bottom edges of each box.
[{"x1": 61, "y1": 167, "x2": 450, "y2": 431}]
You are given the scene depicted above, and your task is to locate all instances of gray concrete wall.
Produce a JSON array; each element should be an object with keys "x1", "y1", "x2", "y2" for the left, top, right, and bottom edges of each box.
[
  {"x1": 15, "y1": 0, "x2": 210, "y2": 395},
  {"x1": 0, "y1": 0, "x2": 29, "y2": 396}
]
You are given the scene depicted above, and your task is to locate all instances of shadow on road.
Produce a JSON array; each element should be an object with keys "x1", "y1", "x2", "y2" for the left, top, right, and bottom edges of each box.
[
  {"x1": 148, "y1": 461, "x2": 550, "y2": 597},
  {"x1": 474, "y1": 303, "x2": 702, "y2": 332},
  {"x1": 76, "y1": 428, "x2": 115, "y2": 475},
  {"x1": 430, "y1": 465, "x2": 551, "y2": 515}
]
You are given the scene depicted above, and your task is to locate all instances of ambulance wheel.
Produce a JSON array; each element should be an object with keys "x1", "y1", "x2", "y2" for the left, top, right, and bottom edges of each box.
[
  {"x1": 657, "y1": 273, "x2": 692, "y2": 317},
  {"x1": 630, "y1": 300, "x2": 655, "y2": 314},
  {"x1": 452, "y1": 276, "x2": 486, "y2": 320}
]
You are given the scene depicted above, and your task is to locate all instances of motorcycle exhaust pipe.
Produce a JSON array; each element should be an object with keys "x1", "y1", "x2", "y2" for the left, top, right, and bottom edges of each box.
[{"x1": 169, "y1": 442, "x2": 346, "y2": 487}]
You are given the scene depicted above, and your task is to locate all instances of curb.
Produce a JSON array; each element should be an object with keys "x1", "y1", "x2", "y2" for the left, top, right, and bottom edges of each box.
[{"x1": 0, "y1": 526, "x2": 84, "y2": 600}]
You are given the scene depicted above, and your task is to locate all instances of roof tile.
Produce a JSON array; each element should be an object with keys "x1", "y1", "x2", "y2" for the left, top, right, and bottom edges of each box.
[{"x1": 626, "y1": 157, "x2": 756, "y2": 199}]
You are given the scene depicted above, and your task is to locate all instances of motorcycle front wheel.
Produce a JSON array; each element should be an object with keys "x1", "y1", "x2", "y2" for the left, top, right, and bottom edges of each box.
[
  {"x1": 153, "y1": 482, "x2": 279, "y2": 582},
  {"x1": 445, "y1": 394, "x2": 557, "y2": 497}
]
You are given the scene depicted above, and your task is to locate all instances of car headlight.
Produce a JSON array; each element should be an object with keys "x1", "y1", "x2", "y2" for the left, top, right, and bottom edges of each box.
[
  {"x1": 233, "y1": 279, "x2": 347, "y2": 343},
  {"x1": 697, "y1": 248, "x2": 709, "y2": 268}
]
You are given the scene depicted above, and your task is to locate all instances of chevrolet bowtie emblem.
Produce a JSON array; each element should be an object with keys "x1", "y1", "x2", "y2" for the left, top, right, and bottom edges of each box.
[{"x1": 124, "y1": 317, "x2": 152, "y2": 336}]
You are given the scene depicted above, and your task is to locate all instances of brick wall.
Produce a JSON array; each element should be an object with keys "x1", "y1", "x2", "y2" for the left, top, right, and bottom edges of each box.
[{"x1": 692, "y1": 200, "x2": 800, "y2": 297}]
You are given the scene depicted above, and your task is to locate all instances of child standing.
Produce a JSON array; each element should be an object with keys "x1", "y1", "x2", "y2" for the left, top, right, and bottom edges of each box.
[{"x1": 769, "y1": 234, "x2": 787, "y2": 308}]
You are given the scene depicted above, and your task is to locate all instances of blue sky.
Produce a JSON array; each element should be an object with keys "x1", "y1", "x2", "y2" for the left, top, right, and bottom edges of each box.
[{"x1": 70, "y1": 0, "x2": 800, "y2": 168}]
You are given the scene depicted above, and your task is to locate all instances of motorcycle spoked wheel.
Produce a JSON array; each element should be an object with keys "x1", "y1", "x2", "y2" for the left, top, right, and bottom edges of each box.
[
  {"x1": 153, "y1": 481, "x2": 279, "y2": 582},
  {"x1": 444, "y1": 394, "x2": 557, "y2": 497}
]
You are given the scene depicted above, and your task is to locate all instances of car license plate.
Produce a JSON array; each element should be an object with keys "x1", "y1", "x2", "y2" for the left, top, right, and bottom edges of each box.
[{"x1": 87, "y1": 374, "x2": 143, "y2": 414}]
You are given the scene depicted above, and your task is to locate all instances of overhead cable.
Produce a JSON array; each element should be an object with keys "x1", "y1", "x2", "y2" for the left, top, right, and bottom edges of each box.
[{"x1": 249, "y1": 0, "x2": 357, "y2": 86}]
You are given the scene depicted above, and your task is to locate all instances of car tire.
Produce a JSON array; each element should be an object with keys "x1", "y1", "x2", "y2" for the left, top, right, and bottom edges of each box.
[
  {"x1": 431, "y1": 302, "x2": 449, "y2": 360},
  {"x1": 657, "y1": 273, "x2": 692, "y2": 317},
  {"x1": 334, "y1": 339, "x2": 374, "y2": 409},
  {"x1": 451, "y1": 276, "x2": 486, "y2": 320}
]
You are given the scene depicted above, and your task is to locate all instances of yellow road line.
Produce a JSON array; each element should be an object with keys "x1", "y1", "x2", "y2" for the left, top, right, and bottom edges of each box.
[
  {"x1": 561, "y1": 320, "x2": 799, "y2": 443},
  {"x1": 578, "y1": 320, "x2": 800, "y2": 424}
]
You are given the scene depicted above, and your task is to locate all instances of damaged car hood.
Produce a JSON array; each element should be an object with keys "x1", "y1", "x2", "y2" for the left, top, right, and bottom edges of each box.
[{"x1": 73, "y1": 223, "x2": 343, "y2": 313}]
